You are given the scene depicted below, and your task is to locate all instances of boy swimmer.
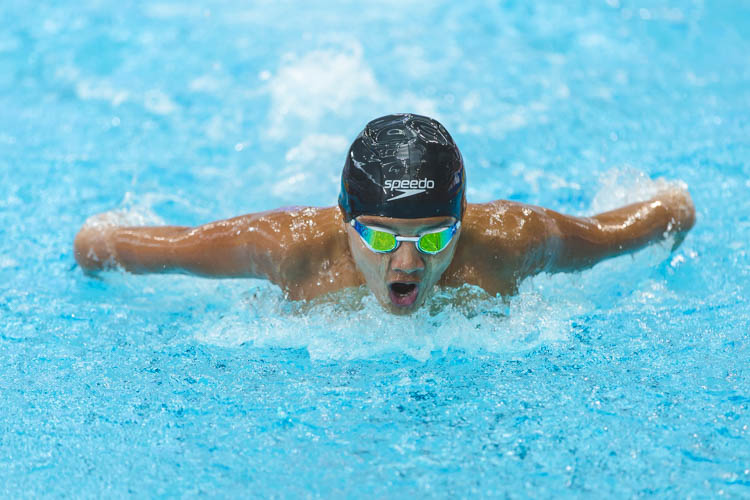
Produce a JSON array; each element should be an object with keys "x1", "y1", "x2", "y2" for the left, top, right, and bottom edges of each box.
[{"x1": 74, "y1": 114, "x2": 695, "y2": 315}]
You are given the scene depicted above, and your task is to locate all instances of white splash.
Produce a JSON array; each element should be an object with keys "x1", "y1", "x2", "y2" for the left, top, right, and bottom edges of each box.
[
  {"x1": 270, "y1": 134, "x2": 348, "y2": 202},
  {"x1": 284, "y1": 134, "x2": 349, "y2": 165},
  {"x1": 194, "y1": 283, "x2": 576, "y2": 362},
  {"x1": 266, "y1": 41, "x2": 439, "y2": 139},
  {"x1": 591, "y1": 167, "x2": 687, "y2": 213},
  {"x1": 271, "y1": 134, "x2": 349, "y2": 204},
  {"x1": 83, "y1": 192, "x2": 165, "y2": 228},
  {"x1": 266, "y1": 43, "x2": 380, "y2": 138}
]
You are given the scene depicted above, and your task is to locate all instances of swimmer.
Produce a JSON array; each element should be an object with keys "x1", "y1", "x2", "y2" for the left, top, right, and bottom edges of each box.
[{"x1": 74, "y1": 114, "x2": 695, "y2": 314}]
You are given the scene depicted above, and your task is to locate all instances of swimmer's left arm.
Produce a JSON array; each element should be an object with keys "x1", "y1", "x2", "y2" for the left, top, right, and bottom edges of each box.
[{"x1": 538, "y1": 187, "x2": 696, "y2": 273}]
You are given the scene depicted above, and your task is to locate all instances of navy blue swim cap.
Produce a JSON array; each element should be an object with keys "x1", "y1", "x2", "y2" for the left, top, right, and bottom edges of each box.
[{"x1": 339, "y1": 114, "x2": 465, "y2": 222}]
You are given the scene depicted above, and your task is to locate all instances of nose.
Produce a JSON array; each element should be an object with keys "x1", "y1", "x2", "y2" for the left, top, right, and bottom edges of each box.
[{"x1": 390, "y1": 241, "x2": 425, "y2": 274}]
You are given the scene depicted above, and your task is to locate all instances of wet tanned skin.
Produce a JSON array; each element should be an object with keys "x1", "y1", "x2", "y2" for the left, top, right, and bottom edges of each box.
[{"x1": 74, "y1": 189, "x2": 695, "y2": 311}]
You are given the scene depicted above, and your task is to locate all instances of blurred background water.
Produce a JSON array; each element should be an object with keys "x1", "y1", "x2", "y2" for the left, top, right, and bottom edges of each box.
[{"x1": 1, "y1": 0, "x2": 749, "y2": 496}]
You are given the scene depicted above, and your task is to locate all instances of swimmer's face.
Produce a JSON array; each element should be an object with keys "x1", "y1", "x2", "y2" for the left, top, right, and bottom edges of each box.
[{"x1": 344, "y1": 215, "x2": 461, "y2": 315}]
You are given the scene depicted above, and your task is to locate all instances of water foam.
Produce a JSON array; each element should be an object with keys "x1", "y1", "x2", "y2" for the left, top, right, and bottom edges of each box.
[
  {"x1": 591, "y1": 166, "x2": 687, "y2": 213},
  {"x1": 265, "y1": 41, "x2": 438, "y2": 139},
  {"x1": 271, "y1": 134, "x2": 349, "y2": 202},
  {"x1": 82, "y1": 192, "x2": 166, "y2": 228},
  {"x1": 194, "y1": 283, "x2": 573, "y2": 361},
  {"x1": 266, "y1": 42, "x2": 381, "y2": 139}
]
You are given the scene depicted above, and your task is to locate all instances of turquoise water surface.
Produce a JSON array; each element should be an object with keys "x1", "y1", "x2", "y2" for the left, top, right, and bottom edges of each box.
[{"x1": 1, "y1": 0, "x2": 749, "y2": 497}]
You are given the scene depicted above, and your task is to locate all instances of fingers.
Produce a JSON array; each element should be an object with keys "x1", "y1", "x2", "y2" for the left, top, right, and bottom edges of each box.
[{"x1": 73, "y1": 222, "x2": 117, "y2": 271}]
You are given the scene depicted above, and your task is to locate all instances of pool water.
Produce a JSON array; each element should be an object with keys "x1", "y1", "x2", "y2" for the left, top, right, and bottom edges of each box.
[{"x1": 2, "y1": 0, "x2": 749, "y2": 496}]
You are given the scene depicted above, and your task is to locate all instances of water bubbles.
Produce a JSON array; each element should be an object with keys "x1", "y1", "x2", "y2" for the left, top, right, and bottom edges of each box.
[
  {"x1": 591, "y1": 167, "x2": 687, "y2": 213},
  {"x1": 83, "y1": 192, "x2": 165, "y2": 228},
  {"x1": 144, "y1": 90, "x2": 177, "y2": 115},
  {"x1": 192, "y1": 280, "x2": 581, "y2": 361}
]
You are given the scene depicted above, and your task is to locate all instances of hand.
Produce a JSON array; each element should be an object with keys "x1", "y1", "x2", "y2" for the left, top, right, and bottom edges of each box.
[
  {"x1": 654, "y1": 187, "x2": 695, "y2": 250},
  {"x1": 73, "y1": 214, "x2": 119, "y2": 272}
]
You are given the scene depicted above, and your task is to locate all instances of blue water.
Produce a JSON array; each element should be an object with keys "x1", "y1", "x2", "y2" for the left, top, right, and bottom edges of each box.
[{"x1": 2, "y1": 0, "x2": 749, "y2": 496}]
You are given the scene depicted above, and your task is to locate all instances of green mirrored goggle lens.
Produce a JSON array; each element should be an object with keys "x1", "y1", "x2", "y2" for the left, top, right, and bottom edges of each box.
[
  {"x1": 362, "y1": 225, "x2": 397, "y2": 252},
  {"x1": 417, "y1": 229, "x2": 451, "y2": 254}
]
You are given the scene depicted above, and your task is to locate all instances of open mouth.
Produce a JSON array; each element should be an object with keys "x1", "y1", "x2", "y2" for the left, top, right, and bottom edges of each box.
[{"x1": 388, "y1": 282, "x2": 419, "y2": 307}]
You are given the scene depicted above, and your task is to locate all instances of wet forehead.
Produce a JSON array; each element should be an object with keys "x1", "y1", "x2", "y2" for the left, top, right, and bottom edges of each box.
[{"x1": 356, "y1": 215, "x2": 455, "y2": 232}]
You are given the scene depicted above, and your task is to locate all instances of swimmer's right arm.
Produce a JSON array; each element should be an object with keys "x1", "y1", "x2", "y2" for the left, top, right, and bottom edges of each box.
[
  {"x1": 74, "y1": 216, "x2": 279, "y2": 279},
  {"x1": 73, "y1": 207, "x2": 343, "y2": 285}
]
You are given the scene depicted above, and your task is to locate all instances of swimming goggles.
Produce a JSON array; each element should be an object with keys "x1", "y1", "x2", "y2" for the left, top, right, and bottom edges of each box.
[{"x1": 350, "y1": 219, "x2": 460, "y2": 255}]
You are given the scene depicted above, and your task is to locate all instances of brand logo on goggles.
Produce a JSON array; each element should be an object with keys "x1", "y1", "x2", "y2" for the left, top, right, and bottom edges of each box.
[{"x1": 384, "y1": 178, "x2": 435, "y2": 201}]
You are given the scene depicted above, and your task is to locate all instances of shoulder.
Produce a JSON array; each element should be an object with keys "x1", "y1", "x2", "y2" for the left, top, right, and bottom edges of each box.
[
  {"x1": 442, "y1": 201, "x2": 558, "y2": 294},
  {"x1": 462, "y1": 200, "x2": 555, "y2": 249},
  {"x1": 244, "y1": 205, "x2": 349, "y2": 259},
  {"x1": 243, "y1": 206, "x2": 360, "y2": 299},
  {"x1": 226, "y1": 206, "x2": 346, "y2": 247}
]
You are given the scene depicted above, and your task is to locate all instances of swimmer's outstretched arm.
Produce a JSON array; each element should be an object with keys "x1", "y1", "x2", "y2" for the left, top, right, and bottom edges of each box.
[
  {"x1": 539, "y1": 187, "x2": 696, "y2": 273},
  {"x1": 74, "y1": 207, "x2": 348, "y2": 293},
  {"x1": 458, "y1": 187, "x2": 695, "y2": 290}
]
